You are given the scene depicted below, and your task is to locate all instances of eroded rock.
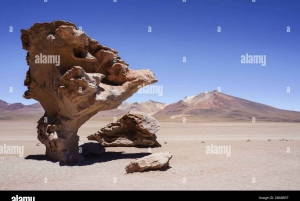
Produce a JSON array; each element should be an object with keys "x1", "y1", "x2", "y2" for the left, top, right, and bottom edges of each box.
[
  {"x1": 125, "y1": 152, "x2": 173, "y2": 173},
  {"x1": 21, "y1": 21, "x2": 157, "y2": 164},
  {"x1": 87, "y1": 111, "x2": 161, "y2": 147}
]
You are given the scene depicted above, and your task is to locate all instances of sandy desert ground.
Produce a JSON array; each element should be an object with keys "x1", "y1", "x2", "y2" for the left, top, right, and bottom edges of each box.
[{"x1": 0, "y1": 119, "x2": 300, "y2": 190}]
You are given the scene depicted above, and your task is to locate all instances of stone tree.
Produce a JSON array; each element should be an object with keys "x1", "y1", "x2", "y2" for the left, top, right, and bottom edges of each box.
[{"x1": 21, "y1": 21, "x2": 157, "y2": 164}]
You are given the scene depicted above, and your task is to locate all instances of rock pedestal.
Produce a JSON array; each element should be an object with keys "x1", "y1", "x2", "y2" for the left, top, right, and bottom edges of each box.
[{"x1": 21, "y1": 21, "x2": 157, "y2": 164}]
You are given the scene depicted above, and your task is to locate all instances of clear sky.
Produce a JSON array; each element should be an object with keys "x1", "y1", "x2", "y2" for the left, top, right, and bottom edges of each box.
[{"x1": 0, "y1": 0, "x2": 299, "y2": 111}]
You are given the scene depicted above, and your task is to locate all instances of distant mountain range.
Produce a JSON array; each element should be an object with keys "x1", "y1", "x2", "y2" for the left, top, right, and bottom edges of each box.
[
  {"x1": 0, "y1": 100, "x2": 43, "y2": 120},
  {"x1": 94, "y1": 100, "x2": 167, "y2": 118},
  {"x1": 154, "y1": 90, "x2": 300, "y2": 122},
  {"x1": 1, "y1": 91, "x2": 300, "y2": 122},
  {"x1": 0, "y1": 100, "x2": 40, "y2": 110},
  {"x1": 0, "y1": 99, "x2": 167, "y2": 120}
]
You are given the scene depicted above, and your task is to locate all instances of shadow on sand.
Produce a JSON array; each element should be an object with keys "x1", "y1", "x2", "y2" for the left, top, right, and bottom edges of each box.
[{"x1": 25, "y1": 151, "x2": 152, "y2": 166}]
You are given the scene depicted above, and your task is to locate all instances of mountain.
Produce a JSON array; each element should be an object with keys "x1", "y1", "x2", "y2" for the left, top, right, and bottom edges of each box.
[
  {"x1": 1, "y1": 91, "x2": 300, "y2": 122},
  {"x1": 118, "y1": 100, "x2": 167, "y2": 114},
  {"x1": 0, "y1": 100, "x2": 26, "y2": 110},
  {"x1": 0, "y1": 99, "x2": 167, "y2": 120},
  {"x1": 0, "y1": 100, "x2": 43, "y2": 120},
  {"x1": 93, "y1": 100, "x2": 168, "y2": 118},
  {"x1": 0, "y1": 100, "x2": 41, "y2": 110},
  {"x1": 153, "y1": 90, "x2": 300, "y2": 122},
  {"x1": 0, "y1": 100, "x2": 42, "y2": 110}
]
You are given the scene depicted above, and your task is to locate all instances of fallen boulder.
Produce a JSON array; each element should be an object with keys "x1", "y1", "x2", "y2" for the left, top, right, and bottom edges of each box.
[
  {"x1": 88, "y1": 111, "x2": 161, "y2": 147},
  {"x1": 125, "y1": 152, "x2": 173, "y2": 173}
]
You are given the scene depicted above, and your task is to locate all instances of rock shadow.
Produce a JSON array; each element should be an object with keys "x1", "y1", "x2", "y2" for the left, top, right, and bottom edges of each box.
[{"x1": 25, "y1": 151, "x2": 151, "y2": 167}]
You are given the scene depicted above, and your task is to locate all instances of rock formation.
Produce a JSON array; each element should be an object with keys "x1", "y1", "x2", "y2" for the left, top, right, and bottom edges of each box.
[
  {"x1": 21, "y1": 21, "x2": 157, "y2": 164},
  {"x1": 87, "y1": 111, "x2": 161, "y2": 147},
  {"x1": 125, "y1": 152, "x2": 173, "y2": 173}
]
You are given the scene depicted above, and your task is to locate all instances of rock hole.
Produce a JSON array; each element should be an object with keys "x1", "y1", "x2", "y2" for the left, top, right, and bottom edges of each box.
[{"x1": 73, "y1": 47, "x2": 87, "y2": 58}]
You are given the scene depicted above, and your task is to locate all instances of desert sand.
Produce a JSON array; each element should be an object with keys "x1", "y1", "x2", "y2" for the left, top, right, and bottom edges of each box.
[{"x1": 0, "y1": 119, "x2": 299, "y2": 190}]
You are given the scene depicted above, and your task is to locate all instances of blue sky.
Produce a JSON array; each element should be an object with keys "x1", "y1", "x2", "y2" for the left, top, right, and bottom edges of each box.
[{"x1": 0, "y1": 0, "x2": 299, "y2": 111}]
